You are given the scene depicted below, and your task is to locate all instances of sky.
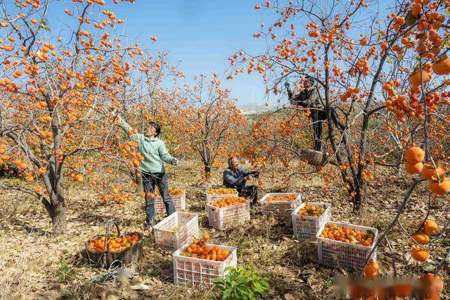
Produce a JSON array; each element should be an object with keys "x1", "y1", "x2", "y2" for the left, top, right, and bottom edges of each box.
[
  {"x1": 44, "y1": 0, "x2": 277, "y2": 108},
  {"x1": 40, "y1": 0, "x2": 390, "y2": 108}
]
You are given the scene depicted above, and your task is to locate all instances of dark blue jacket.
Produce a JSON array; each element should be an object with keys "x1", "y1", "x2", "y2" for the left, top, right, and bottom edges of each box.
[{"x1": 223, "y1": 167, "x2": 254, "y2": 191}]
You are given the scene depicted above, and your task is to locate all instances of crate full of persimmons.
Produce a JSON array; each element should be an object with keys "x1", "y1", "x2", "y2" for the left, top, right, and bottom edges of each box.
[
  {"x1": 154, "y1": 188, "x2": 186, "y2": 215},
  {"x1": 259, "y1": 193, "x2": 302, "y2": 226},
  {"x1": 206, "y1": 196, "x2": 250, "y2": 231},
  {"x1": 292, "y1": 202, "x2": 331, "y2": 240},
  {"x1": 173, "y1": 234, "x2": 237, "y2": 288},
  {"x1": 153, "y1": 211, "x2": 199, "y2": 250},
  {"x1": 206, "y1": 187, "x2": 238, "y2": 202},
  {"x1": 317, "y1": 221, "x2": 378, "y2": 272}
]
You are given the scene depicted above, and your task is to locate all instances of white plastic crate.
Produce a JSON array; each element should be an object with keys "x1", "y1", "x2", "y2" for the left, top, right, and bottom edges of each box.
[
  {"x1": 173, "y1": 243, "x2": 237, "y2": 288},
  {"x1": 259, "y1": 192, "x2": 302, "y2": 226},
  {"x1": 153, "y1": 212, "x2": 199, "y2": 250},
  {"x1": 292, "y1": 202, "x2": 331, "y2": 240},
  {"x1": 317, "y1": 221, "x2": 378, "y2": 272},
  {"x1": 206, "y1": 192, "x2": 238, "y2": 202},
  {"x1": 206, "y1": 200, "x2": 250, "y2": 231},
  {"x1": 154, "y1": 190, "x2": 186, "y2": 215}
]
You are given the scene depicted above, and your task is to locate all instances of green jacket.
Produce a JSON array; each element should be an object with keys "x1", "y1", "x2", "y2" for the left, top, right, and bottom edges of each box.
[{"x1": 118, "y1": 116, "x2": 176, "y2": 174}]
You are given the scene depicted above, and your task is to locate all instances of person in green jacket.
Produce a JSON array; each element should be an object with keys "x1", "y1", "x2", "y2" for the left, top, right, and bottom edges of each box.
[{"x1": 116, "y1": 114, "x2": 178, "y2": 229}]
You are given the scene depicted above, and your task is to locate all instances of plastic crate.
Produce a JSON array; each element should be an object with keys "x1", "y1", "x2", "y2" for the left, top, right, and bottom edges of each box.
[
  {"x1": 153, "y1": 212, "x2": 199, "y2": 250},
  {"x1": 206, "y1": 200, "x2": 250, "y2": 231},
  {"x1": 155, "y1": 190, "x2": 186, "y2": 215},
  {"x1": 173, "y1": 243, "x2": 237, "y2": 288},
  {"x1": 259, "y1": 193, "x2": 302, "y2": 226},
  {"x1": 206, "y1": 192, "x2": 238, "y2": 202},
  {"x1": 292, "y1": 202, "x2": 331, "y2": 240},
  {"x1": 317, "y1": 221, "x2": 378, "y2": 272}
]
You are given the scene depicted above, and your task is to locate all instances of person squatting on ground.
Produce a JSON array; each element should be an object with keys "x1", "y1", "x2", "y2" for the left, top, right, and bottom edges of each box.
[
  {"x1": 223, "y1": 157, "x2": 259, "y2": 205},
  {"x1": 115, "y1": 113, "x2": 178, "y2": 229}
]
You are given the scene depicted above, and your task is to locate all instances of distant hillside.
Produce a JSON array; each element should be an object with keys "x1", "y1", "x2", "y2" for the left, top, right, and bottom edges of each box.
[{"x1": 238, "y1": 103, "x2": 284, "y2": 116}]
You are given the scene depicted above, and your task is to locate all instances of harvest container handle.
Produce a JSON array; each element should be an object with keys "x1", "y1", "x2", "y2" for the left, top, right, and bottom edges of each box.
[
  {"x1": 104, "y1": 220, "x2": 121, "y2": 237},
  {"x1": 104, "y1": 220, "x2": 121, "y2": 253}
]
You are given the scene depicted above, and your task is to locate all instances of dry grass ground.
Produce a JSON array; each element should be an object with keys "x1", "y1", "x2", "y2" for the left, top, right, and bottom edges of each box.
[{"x1": 0, "y1": 160, "x2": 448, "y2": 299}]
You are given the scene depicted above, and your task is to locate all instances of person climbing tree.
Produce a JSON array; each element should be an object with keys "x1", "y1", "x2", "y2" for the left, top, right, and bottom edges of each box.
[{"x1": 285, "y1": 76, "x2": 327, "y2": 152}]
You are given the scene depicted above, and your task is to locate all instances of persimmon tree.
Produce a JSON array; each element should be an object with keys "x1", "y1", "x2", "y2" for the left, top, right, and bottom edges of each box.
[
  {"x1": 96, "y1": 53, "x2": 185, "y2": 199},
  {"x1": 0, "y1": 0, "x2": 139, "y2": 232},
  {"x1": 117, "y1": 52, "x2": 185, "y2": 156},
  {"x1": 364, "y1": 0, "x2": 449, "y2": 276},
  {"x1": 176, "y1": 74, "x2": 248, "y2": 180},
  {"x1": 230, "y1": 0, "x2": 448, "y2": 209},
  {"x1": 242, "y1": 108, "x2": 313, "y2": 190},
  {"x1": 234, "y1": 0, "x2": 449, "y2": 282}
]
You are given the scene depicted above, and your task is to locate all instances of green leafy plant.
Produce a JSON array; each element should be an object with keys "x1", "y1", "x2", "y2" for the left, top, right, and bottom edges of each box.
[
  {"x1": 214, "y1": 266, "x2": 270, "y2": 300},
  {"x1": 56, "y1": 258, "x2": 74, "y2": 283}
]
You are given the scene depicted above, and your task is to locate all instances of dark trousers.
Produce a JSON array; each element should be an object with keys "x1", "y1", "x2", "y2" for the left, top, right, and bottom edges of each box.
[
  {"x1": 238, "y1": 185, "x2": 258, "y2": 205},
  {"x1": 141, "y1": 172, "x2": 175, "y2": 224}
]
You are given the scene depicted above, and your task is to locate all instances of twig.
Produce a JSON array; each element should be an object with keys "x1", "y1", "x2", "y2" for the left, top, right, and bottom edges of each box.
[{"x1": 385, "y1": 237, "x2": 398, "y2": 277}]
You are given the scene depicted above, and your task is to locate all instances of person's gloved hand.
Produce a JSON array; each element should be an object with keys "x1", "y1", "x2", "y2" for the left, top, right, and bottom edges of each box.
[
  {"x1": 250, "y1": 170, "x2": 260, "y2": 178},
  {"x1": 171, "y1": 158, "x2": 178, "y2": 166},
  {"x1": 284, "y1": 81, "x2": 290, "y2": 88}
]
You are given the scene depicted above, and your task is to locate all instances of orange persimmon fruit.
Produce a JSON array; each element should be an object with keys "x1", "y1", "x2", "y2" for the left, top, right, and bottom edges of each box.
[
  {"x1": 432, "y1": 55, "x2": 450, "y2": 75},
  {"x1": 405, "y1": 161, "x2": 423, "y2": 174},
  {"x1": 423, "y1": 220, "x2": 439, "y2": 236},
  {"x1": 411, "y1": 246, "x2": 429, "y2": 262},
  {"x1": 413, "y1": 233, "x2": 430, "y2": 245},
  {"x1": 404, "y1": 146, "x2": 425, "y2": 163},
  {"x1": 428, "y1": 177, "x2": 449, "y2": 195},
  {"x1": 363, "y1": 260, "x2": 380, "y2": 279},
  {"x1": 421, "y1": 164, "x2": 445, "y2": 180}
]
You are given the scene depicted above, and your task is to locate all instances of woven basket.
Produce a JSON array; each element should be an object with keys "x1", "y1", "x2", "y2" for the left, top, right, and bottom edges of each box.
[
  {"x1": 84, "y1": 223, "x2": 143, "y2": 268},
  {"x1": 300, "y1": 149, "x2": 325, "y2": 166}
]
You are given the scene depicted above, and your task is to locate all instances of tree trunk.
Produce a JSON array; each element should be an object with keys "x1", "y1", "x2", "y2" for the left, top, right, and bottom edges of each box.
[
  {"x1": 204, "y1": 164, "x2": 211, "y2": 181},
  {"x1": 49, "y1": 198, "x2": 66, "y2": 234},
  {"x1": 41, "y1": 193, "x2": 66, "y2": 234},
  {"x1": 353, "y1": 185, "x2": 363, "y2": 211},
  {"x1": 42, "y1": 157, "x2": 66, "y2": 234}
]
